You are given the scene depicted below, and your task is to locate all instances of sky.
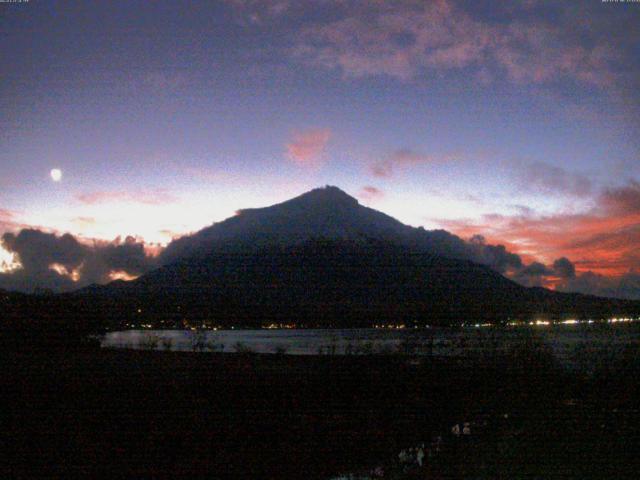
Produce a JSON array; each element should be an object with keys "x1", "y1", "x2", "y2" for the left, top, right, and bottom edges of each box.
[{"x1": 1, "y1": 0, "x2": 639, "y2": 298}]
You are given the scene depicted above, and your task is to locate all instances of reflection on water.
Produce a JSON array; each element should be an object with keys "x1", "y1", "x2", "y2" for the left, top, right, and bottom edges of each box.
[{"x1": 102, "y1": 324, "x2": 640, "y2": 369}]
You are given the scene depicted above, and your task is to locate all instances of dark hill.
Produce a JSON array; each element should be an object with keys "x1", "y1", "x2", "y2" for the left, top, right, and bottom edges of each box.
[{"x1": 74, "y1": 238, "x2": 637, "y2": 329}]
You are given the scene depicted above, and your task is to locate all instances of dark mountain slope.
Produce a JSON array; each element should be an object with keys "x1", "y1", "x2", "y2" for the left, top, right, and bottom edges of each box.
[
  {"x1": 8, "y1": 186, "x2": 637, "y2": 332},
  {"x1": 75, "y1": 239, "x2": 638, "y2": 328}
]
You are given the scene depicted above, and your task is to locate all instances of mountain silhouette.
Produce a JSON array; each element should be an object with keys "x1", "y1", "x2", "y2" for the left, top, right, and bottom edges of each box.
[
  {"x1": 73, "y1": 186, "x2": 639, "y2": 328},
  {"x1": 160, "y1": 186, "x2": 471, "y2": 265}
]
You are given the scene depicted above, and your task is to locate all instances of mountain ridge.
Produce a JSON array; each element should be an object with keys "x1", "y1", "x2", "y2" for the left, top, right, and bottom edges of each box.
[
  {"x1": 66, "y1": 186, "x2": 640, "y2": 328},
  {"x1": 159, "y1": 185, "x2": 471, "y2": 266}
]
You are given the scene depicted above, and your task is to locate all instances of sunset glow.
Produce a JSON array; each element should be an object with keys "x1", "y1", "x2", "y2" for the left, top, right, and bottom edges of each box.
[{"x1": 1, "y1": 1, "x2": 638, "y2": 298}]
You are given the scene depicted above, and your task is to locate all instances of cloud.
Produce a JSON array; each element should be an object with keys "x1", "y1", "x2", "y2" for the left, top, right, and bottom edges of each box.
[
  {"x1": 0, "y1": 209, "x2": 15, "y2": 221},
  {"x1": 553, "y1": 257, "x2": 576, "y2": 279},
  {"x1": 505, "y1": 256, "x2": 576, "y2": 289},
  {"x1": 76, "y1": 189, "x2": 177, "y2": 206},
  {"x1": 557, "y1": 271, "x2": 640, "y2": 301},
  {"x1": 0, "y1": 208, "x2": 33, "y2": 233},
  {"x1": 79, "y1": 236, "x2": 155, "y2": 285},
  {"x1": 293, "y1": 1, "x2": 486, "y2": 80},
  {"x1": 0, "y1": 229, "x2": 157, "y2": 292},
  {"x1": 0, "y1": 209, "x2": 17, "y2": 232},
  {"x1": 441, "y1": 180, "x2": 640, "y2": 275},
  {"x1": 468, "y1": 235, "x2": 523, "y2": 274},
  {"x1": 285, "y1": 128, "x2": 331, "y2": 167},
  {"x1": 512, "y1": 261, "x2": 554, "y2": 287},
  {"x1": 440, "y1": 179, "x2": 640, "y2": 298},
  {"x1": 2, "y1": 229, "x2": 86, "y2": 274},
  {"x1": 600, "y1": 180, "x2": 640, "y2": 215},
  {"x1": 371, "y1": 149, "x2": 458, "y2": 178},
  {"x1": 287, "y1": 1, "x2": 630, "y2": 90},
  {"x1": 519, "y1": 162, "x2": 592, "y2": 197},
  {"x1": 358, "y1": 186, "x2": 384, "y2": 202}
]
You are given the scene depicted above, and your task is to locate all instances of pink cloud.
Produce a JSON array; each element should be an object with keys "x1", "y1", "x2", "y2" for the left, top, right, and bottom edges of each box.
[
  {"x1": 76, "y1": 189, "x2": 178, "y2": 206},
  {"x1": 371, "y1": 149, "x2": 459, "y2": 178},
  {"x1": 358, "y1": 186, "x2": 384, "y2": 203},
  {"x1": 0, "y1": 208, "x2": 33, "y2": 235},
  {"x1": 0, "y1": 209, "x2": 15, "y2": 222},
  {"x1": 285, "y1": 128, "x2": 331, "y2": 167}
]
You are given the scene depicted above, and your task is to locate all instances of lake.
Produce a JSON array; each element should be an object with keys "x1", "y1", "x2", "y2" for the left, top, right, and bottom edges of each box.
[{"x1": 102, "y1": 321, "x2": 639, "y2": 371}]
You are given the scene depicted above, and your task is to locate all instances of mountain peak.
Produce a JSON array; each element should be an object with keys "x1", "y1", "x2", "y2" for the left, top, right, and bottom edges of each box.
[{"x1": 291, "y1": 185, "x2": 359, "y2": 207}]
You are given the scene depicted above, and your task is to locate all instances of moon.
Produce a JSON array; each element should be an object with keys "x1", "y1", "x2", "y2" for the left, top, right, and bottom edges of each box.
[{"x1": 50, "y1": 168, "x2": 62, "y2": 182}]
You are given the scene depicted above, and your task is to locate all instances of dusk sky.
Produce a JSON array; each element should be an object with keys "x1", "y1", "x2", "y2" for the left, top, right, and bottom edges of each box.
[{"x1": 1, "y1": 0, "x2": 639, "y2": 297}]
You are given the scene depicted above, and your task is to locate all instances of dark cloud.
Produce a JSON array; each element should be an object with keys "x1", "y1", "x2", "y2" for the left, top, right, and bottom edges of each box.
[
  {"x1": 522, "y1": 262, "x2": 553, "y2": 277},
  {"x1": 512, "y1": 261, "x2": 553, "y2": 287},
  {"x1": 600, "y1": 180, "x2": 640, "y2": 215},
  {"x1": 468, "y1": 235, "x2": 523, "y2": 273},
  {"x1": 553, "y1": 257, "x2": 576, "y2": 279},
  {"x1": 557, "y1": 271, "x2": 640, "y2": 301},
  {"x1": 520, "y1": 162, "x2": 592, "y2": 197},
  {"x1": 100, "y1": 236, "x2": 151, "y2": 274},
  {"x1": 79, "y1": 236, "x2": 157, "y2": 285},
  {"x1": 501, "y1": 254, "x2": 640, "y2": 300},
  {"x1": 2, "y1": 229, "x2": 86, "y2": 274},
  {"x1": 0, "y1": 229, "x2": 157, "y2": 293}
]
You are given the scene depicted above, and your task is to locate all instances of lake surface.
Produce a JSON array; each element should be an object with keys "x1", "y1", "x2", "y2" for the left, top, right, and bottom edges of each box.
[{"x1": 102, "y1": 322, "x2": 640, "y2": 370}]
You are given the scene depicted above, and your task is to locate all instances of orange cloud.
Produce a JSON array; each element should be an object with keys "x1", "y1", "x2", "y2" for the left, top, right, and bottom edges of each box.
[
  {"x1": 440, "y1": 181, "x2": 640, "y2": 279},
  {"x1": 285, "y1": 128, "x2": 331, "y2": 167}
]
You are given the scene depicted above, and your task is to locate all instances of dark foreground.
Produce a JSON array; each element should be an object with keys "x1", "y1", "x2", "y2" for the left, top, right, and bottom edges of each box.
[{"x1": 2, "y1": 342, "x2": 639, "y2": 479}]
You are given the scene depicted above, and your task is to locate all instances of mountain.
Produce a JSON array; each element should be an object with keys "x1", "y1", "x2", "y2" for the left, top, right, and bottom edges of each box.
[
  {"x1": 69, "y1": 187, "x2": 639, "y2": 329},
  {"x1": 159, "y1": 186, "x2": 472, "y2": 265}
]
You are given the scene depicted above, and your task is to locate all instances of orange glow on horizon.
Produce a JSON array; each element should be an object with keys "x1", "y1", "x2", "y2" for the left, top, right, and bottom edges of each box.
[
  {"x1": 0, "y1": 245, "x2": 20, "y2": 273},
  {"x1": 109, "y1": 271, "x2": 138, "y2": 282},
  {"x1": 445, "y1": 211, "x2": 640, "y2": 278}
]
